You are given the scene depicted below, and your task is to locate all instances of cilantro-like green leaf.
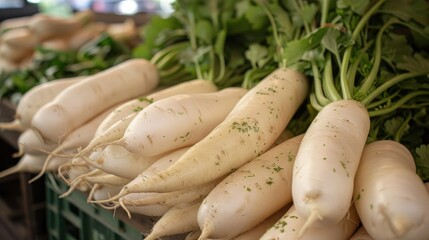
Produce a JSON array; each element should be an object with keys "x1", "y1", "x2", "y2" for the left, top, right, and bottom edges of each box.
[
  {"x1": 415, "y1": 144, "x2": 429, "y2": 181},
  {"x1": 396, "y1": 53, "x2": 429, "y2": 73}
]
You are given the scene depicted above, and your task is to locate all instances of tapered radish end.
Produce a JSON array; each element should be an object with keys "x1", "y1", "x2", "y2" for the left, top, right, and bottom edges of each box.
[
  {"x1": 0, "y1": 165, "x2": 20, "y2": 179},
  {"x1": 198, "y1": 221, "x2": 214, "y2": 240},
  {"x1": 298, "y1": 208, "x2": 323, "y2": 237},
  {"x1": 0, "y1": 119, "x2": 25, "y2": 132},
  {"x1": 28, "y1": 155, "x2": 52, "y2": 184}
]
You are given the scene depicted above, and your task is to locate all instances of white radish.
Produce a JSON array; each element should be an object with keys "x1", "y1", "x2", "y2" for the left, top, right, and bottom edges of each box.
[
  {"x1": 85, "y1": 172, "x2": 130, "y2": 186},
  {"x1": 119, "y1": 180, "x2": 219, "y2": 209},
  {"x1": 31, "y1": 58, "x2": 159, "y2": 143},
  {"x1": 29, "y1": 105, "x2": 115, "y2": 183},
  {"x1": 260, "y1": 204, "x2": 360, "y2": 240},
  {"x1": 15, "y1": 129, "x2": 57, "y2": 157},
  {"x1": 94, "y1": 79, "x2": 217, "y2": 139},
  {"x1": 67, "y1": 22, "x2": 107, "y2": 50},
  {"x1": 0, "y1": 76, "x2": 84, "y2": 131},
  {"x1": 0, "y1": 153, "x2": 68, "y2": 179},
  {"x1": 353, "y1": 140, "x2": 429, "y2": 240},
  {"x1": 123, "y1": 87, "x2": 248, "y2": 157},
  {"x1": 144, "y1": 201, "x2": 202, "y2": 240},
  {"x1": 198, "y1": 134, "x2": 303, "y2": 239},
  {"x1": 95, "y1": 147, "x2": 190, "y2": 202},
  {"x1": 80, "y1": 80, "x2": 217, "y2": 159},
  {"x1": 1, "y1": 27, "x2": 39, "y2": 50},
  {"x1": 232, "y1": 205, "x2": 291, "y2": 240},
  {"x1": 123, "y1": 68, "x2": 308, "y2": 192},
  {"x1": 84, "y1": 145, "x2": 161, "y2": 179},
  {"x1": 349, "y1": 226, "x2": 374, "y2": 240},
  {"x1": 90, "y1": 184, "x2": 125, "y2": 202},
  {"x1": 292, "y1": 99, "x2": 370, "y2": 233},
  {"x1": 27, "y1": 10, "x2": 93, "y2": 41}
]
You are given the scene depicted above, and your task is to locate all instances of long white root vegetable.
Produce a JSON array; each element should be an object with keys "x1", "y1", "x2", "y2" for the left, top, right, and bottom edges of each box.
[
  {"x1": 84, "y1": 145, "x2": 161, "y2": 179},
  {"x1": 353, "y1": 140, "x2": 429, "y2": 240},
  {"x1": 15, "y1": 129, "x2": 57, "y2": 157},
  {"x1": 0, "y1": 76, "x2": 83, "y2": 131},
  {"x1": 85, "y1": 79, "x2": 218, "y2": 156},
  {"x1": 144, "y1": 201, "x2": 202, "y2": 240},
  {"x1": 0, "y1": 153, "x2": 68, "y2": 179},
  {"x1": 260, "y1": 204, "x2": 360, "y2": 240},
  {"x1": 31, "y1": 58, "x2": 159, "y2": 143},
  {"x1": 123, "y1": 68, "x2": 308, "y2": 192},
  {"x1": 123, "y1": 87, "x2": 248, "y2": 157},
  {"x1": 292, "y1": 99, "x2": 370, "y2": 233},
  {"x1": 198, "y1": 134, "x2": 303, "y2": 239}
]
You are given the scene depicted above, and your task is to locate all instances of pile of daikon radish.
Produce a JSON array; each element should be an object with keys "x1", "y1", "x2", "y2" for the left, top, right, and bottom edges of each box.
[
  {"x1": 1, "y1": 55, "x2": 428, "y2": 240},
  {"x1": 0, "y1": 10, "x2": 138, "y2": 72}
]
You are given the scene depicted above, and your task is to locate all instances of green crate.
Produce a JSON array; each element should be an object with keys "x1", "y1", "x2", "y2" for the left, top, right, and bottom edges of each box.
[{"x1": 45, "y1": 173, "x2": 144, "y2": 240}]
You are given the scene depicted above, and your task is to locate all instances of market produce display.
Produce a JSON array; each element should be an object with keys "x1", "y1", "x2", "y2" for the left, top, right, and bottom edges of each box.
[{"x1": 1, "y1": 0, "x2": 429, "y2": 239}]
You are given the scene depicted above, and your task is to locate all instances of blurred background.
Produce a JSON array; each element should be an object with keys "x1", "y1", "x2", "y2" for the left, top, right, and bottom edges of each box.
[{"x1": 0, "y1": 0, "x2": 175, "y2": 21}]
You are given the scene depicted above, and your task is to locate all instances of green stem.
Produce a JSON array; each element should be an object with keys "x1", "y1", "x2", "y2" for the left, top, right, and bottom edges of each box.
[
  {"x1": 150, "y1": 42, "x2": 189, "y2": 65},
  {"x1": 339, "y1": 0, "x2": 386, "y2": 100},
  {"x1": 394, "y1": 113, "x2": 411, "y2": 142},
  {"x1": 322, "y1": 53, "x2": 341, "y2": 101},
  {"x1": 309, "y1": 93, "x2": 324, "y2": 112},
  {"x1": 321, "y1": 0, "x2": 329, "y2": 26},
  {"x1": 369, "y1": 90, "x2": 429, "y2": 117},
  {"x1": 366, "y1": 91, "x2": 399, "y2": 109},
  {"x1": 347, "y1": 40, "x2": 374, "y2": 92},
  {"x1": 257, "y1": 0, "x2": 284, "y2": 68},
  {"x1": 355, "y1": 19, "x2": 397, "y2": 97},
  {"x1": 361, "y1": 71, "x2": 429, "y2": 106},
  {"x1": 312, "y1": 60, "x2": 330, "y2": 106}
]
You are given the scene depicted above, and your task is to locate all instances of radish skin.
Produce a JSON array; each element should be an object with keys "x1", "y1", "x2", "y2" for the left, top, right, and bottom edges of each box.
[
  {"x1": 85, "y1": 145, "x2": 161, "y2": 179},
  {"x1": 232, "y1": 206, "x2": 291, "y2": 240},
  {"x1": 198, "y1": 134, "x2": 303, "y2": 239},
  {"x1": 144, "y1": 201, "x2": 202, "y2": 240},
  {"x1": 85, "y1": 172, "x2": 130, "y2": 186},
  {"x1": 16, "y1": 129, "x2": 57, "y2": 157},
  {"x1": 28, "y1": 11, "x2": 93, "y2": 41},
  {"x1": 124, "y1": 68, "x2": 308, "y2": 192},
  {"x1": 0, "y1": 76, "x2": 83, "y2": 131},
  {"x1": 86, "y1": 79, "x2": 217, "y2": 156},
  {"x1": 123, "y1": 87, "x2": 248, "y2": 157},
  {"x1": 292, "y1": 99, "x2": 370, "y2": 232},
  {"x1": 353, "y1": 140, "x2": 429, "y2": 240},
  {"x1": 31, "y1": 58, "x2": 159, "y2": 143},
  {"x1": 0, "y1": 153, "x2": 69, "y2": 179},
  {"x1": 98, "y1": 147, "x2": 190, "y2": 202},
  {"x1": 260, "y1": 204, "x2": 360, "y2": 240}
]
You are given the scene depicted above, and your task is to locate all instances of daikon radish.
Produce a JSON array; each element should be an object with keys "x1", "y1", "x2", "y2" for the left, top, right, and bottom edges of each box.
[
  {"x1": 90, "y1": 184, "x2": 125, "y2": 202},
  {"x1": 15, "y1": 129, "x2": 57, "y2": 157},
  {"x1": 232, "y1": 206, "x2": 291, "y2": 240},
  {"x1": 85, "y1": 172, "x2": 130, "y2": 186},
  {"x1": 107, "y1": 18, "x2": 137, "y2": 42},
  {"x1": 292, "y1": 100, "x2": 370, "y2": 232},
  {"x1": 353, "y1": 140, "x2": 429, "y2": 240},
  {"x1": 84, "y1": 145, "x2": 161, "y2": 179},
  {"x1": 29, "y1": 105, "x2": 115, "y2": 183},
  {"x1": 31, "y1": 58, "x2": 159, "y2": 143},
  {"x1": 59, "y1": 163, "x2": 92, "y2": 192},
  {"x1": 94, "y1": 147, "x2": 190, "y2": 202},
  {"x1": 198, "y1": 134, "x2": 303, "y2": 239},
  {"x1": 119, "y1": 180, "x2": 219, "y2": 209},
  {"x1": 1, "y1": 27, "x2": 39, "y2": 49},
  {"x1": 0, "y1": 76, "x2": 84, "y2": 131},
  {"x1": 260, "y1": 204, "x2": 360, "y2": 240},
  {"x1": 0, "y1": 35, "x2": 33, "y2": 63},
  {"x1": 67, "y1": 22, "x2": 107, "y2": 50},
  {"x1": 27, "y1": 10, "x2": 93, "y2": 41},
  {"x1": 144, "y1": 201, "x2": 202, "y2": 240},
  {"x1": 0, "y1": 15, "x2": 32, "y2": 32},
  {"x1": 122, "y1": 87, "x2": 248, "y2": 157},
  {"x1": 121, "y1": 68, "x2": 308, "y2": 192},
  {"x1": 81, "y1": 80, "x2": 217, "y2": 160},
  {"x1": 349, "y1": 226, "x2": 374, "y2": 240},
  {"x1": 0, "y1": 153, "x2": 68, "y2": 179}
]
